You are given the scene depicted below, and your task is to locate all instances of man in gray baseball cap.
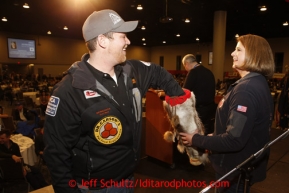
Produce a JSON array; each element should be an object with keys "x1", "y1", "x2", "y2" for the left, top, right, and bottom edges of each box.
[
  {"x1": 82, "y1": 9, "x2": 138, "y2": 42},
  {"x1": 44, "y1": 9, "x2": 185, "y2": 193}
]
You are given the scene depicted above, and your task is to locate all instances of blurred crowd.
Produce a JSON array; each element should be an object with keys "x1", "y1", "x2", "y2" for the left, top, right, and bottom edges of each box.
[{"x1": 0, "y1": 72, "x2": 61, "y2": 104}]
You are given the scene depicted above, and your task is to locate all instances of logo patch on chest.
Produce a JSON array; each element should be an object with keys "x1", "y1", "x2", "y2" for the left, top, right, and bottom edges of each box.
[
  {"x1": 84, "y1": 90, "x2": 100, "y2": 99},
  {"x1": 94, "y1": 116, "x2": 122, "y2": 145}
]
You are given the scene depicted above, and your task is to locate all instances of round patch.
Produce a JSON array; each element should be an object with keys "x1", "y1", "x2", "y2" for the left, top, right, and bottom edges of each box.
[{"x1": 94, "y1": 116, "x2": 122, "y2": 145}]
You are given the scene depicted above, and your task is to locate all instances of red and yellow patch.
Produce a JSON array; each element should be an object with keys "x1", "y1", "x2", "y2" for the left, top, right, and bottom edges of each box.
[{"x1": 94, "y1": 116, "x2": 122, "y2": 145}]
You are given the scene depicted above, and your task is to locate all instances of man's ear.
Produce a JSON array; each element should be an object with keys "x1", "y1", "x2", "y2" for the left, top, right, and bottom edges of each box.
[{"x1": 97, "y1": 35, "x2": 108, "y2": 49}]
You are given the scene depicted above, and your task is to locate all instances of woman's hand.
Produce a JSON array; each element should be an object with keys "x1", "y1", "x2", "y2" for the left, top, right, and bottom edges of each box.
[{"x1": 179, "y1": 131, "x2": 198, "y2": 146}]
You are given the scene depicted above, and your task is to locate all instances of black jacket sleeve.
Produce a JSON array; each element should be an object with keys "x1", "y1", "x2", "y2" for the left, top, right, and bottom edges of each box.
[
  {"x1": 126, "y1": 60, "x2": 184, "y2": 97},
  {"x1": 43, "y1": 78, "x2": 82, "y2": 193}
]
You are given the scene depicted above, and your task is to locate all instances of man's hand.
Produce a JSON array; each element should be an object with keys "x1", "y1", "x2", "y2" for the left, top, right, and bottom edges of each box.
[
  {"x1": 23, "y1": 166, "x2": 27, "y2": 176},
  {"x1": 11, "y1": 155, "x2": 22, "y2": 163}
]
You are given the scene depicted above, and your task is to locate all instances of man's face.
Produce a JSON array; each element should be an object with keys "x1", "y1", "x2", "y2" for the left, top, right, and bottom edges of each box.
[
  {"x1": 0, "y1": 134, "x2": 9, "y2": 145},
  {"x1": 183, "y1": 61, "x2": 190, "y2": 72},
  {"x1": 16, "y1": 104, "x2": 23, "y2": 111},
  {"x1": 107, "y1": 32, "x2": 131, "y2": 64}
]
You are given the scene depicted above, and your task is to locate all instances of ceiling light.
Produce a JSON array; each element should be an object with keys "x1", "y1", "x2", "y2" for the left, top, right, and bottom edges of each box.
[
  {"x1": 283, "y1": 21, "x2": 288, "y2": 26},
  {"x1": 196, "y1": 37, "x2": 200, "y2": 41},
  {"x1": 2, "y1": 17, "x2": 7, "y2": 22},
  {"x1": 185, "y1": 18, "x2": 190, "y2": 23},
  {"x1": 163, "y1": 41, "x2": 166, "y2": 44},
  {"x1": 235, "y1": 34, "x2": 239, "y2": 38},
  {"x1": 143, "y1": 43, "x2": 146, "y2": 46},
  {"x1": 137, "y1": 5, "x2": 143, "y2": 10},
  {"x1": 63, "y1": 26, "x2": 68, "y2": 30},
  {"x1": 260, "y1": 6, "x2": 267, "y2": 11},
  {"x1": 176, "y1": 34, "x2": 180, "y2": 37},
  {"x1": 159, "y1": 0, "x2": 173, "y2": 23},
  {"x1": 141, "y1": 26, "x2": 146, "y2": 30},
  {"x1": 23, "y1": 3, "x2": 30, "y2": 8},
  {"x1": 47, "y1": 31, "x2": 52, "y2": 34},
  {"x1": 142, "y1": 38, "x2": 145, "y2": 41},
  {"x1": 160, "y1": 16, "x2": 173, "y2": 23}
]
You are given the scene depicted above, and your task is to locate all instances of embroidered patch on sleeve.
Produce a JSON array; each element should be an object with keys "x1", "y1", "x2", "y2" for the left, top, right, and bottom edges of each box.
[
  {"x1": 237, "y1": 105, "x2": 247, "y2": 113},
  {"x1": 45, "y1": 96, "x2": 60, "y2": 117}
]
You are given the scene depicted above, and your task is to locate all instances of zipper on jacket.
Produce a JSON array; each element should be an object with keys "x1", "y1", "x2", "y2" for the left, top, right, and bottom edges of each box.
[{"x1": 88, "y1": 157, "x2": 93, "y2": 179}]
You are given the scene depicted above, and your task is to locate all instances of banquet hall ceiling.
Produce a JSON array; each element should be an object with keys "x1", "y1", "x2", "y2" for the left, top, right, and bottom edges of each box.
[{"x1": 0, "y1": 0, "x2": 289, "y2": 47}]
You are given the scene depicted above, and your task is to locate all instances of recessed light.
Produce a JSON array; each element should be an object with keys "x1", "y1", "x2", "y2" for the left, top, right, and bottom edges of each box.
[
  {"x1": 260, "y1": 6, "x2": 267, "y2": 11},
  {"x1": 23, "y1": 3, "x2": 29, "y2": 8}
]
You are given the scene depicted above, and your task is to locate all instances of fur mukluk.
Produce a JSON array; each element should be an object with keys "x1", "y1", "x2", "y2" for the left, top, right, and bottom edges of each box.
[{"x1": 163, "y1": 90, "x2": 208, "y2": 166}]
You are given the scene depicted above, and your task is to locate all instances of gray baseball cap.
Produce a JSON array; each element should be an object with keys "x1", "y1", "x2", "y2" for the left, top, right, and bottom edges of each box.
[{"x1": 82, "y1": 9, "x2": 138, "y2": 42}]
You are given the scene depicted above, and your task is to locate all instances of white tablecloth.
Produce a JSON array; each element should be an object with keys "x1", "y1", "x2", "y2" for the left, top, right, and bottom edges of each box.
[
  {"x1": 48, "y1": 86, "x2": 53, "y2": 92},
  {"x1": 0, "y1": 85, "x2": 7, "y2": 90},
  {"x1": 12, "y1": 87, "x2": 20, "y2": 94},
  {"x1": 10, "y1": 134, "x2": 37, "y2": 166},
  {"x1": 36, "y1": 97, "x2": 40, "y2": 106}
]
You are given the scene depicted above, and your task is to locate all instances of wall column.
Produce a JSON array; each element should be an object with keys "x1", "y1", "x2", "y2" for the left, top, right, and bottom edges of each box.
[{"x1": 212, "y1": 10, "x2": 227, "y2": 82}]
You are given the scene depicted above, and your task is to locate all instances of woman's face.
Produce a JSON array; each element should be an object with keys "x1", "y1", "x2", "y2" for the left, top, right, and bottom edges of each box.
[{"x1": 231, "y1": 41, "x2": 246, "y2": 70}]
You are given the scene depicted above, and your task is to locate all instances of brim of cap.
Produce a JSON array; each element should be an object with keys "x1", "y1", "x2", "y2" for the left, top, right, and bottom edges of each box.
[{"x1": 111, "y1": 21, "x2": 138, "y2": 33}]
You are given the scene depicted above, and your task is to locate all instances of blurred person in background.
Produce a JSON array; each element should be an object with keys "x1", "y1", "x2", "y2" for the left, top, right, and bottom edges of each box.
[{"x1": 182, "y1": 54, "x2": 216, "y2": 135}]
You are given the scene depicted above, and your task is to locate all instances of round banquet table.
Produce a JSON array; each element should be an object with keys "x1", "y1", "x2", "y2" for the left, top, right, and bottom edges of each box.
[{"x1": 10, "y1": 134, "x2": 37, "y2": 166}]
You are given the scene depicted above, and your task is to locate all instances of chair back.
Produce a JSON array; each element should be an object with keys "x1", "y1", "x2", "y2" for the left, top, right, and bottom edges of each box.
[
  {"x1": 24, "y1": 96, "x2": 35, "y2": 108},
  {"x1": 34, "y1": 108, "x2": 42, "y2": 117},
  {"x1": 17, "y1": 91, "x2": 24, "y2": 100},
  {"x1": 1, "y1": 116, "x2": 16, "y2": 133},
  {"x1": 34, "y1": 128, "x2": 42, "y2": 136}
]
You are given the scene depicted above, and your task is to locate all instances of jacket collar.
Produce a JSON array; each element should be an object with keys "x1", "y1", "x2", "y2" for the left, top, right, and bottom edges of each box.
[
  {"x1": 68, "y1": 53, "x2": 124, "y2": 91},
  {"x1": 227, "y1": 72, "x2": 263, "y2": 93},
  {"x1": 232, "y1": 72, "x2": 261, "y2": 86}
]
